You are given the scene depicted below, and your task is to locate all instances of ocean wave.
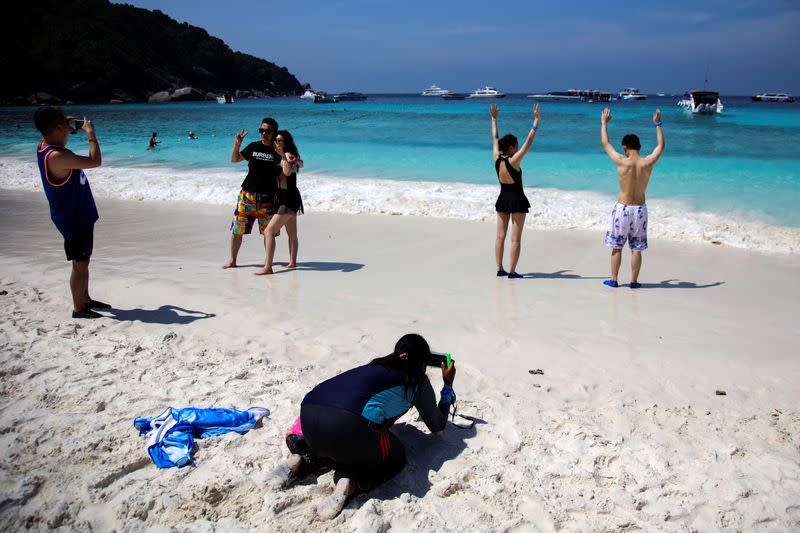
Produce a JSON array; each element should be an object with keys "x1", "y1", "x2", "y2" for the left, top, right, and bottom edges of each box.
[{"x1": 2, "y1": 156, "x2": 798, "y2": 254}]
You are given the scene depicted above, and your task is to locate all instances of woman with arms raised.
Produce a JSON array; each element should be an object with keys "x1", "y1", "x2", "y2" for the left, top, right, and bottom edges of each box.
[{"x1": 491, "y1": 103, "x2": 540, "y2": 279}]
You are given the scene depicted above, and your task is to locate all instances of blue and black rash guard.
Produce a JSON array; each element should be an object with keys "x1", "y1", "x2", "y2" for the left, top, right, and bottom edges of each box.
[{"x1": 302, "y1": 364, "x2": 453, "y2": 431}]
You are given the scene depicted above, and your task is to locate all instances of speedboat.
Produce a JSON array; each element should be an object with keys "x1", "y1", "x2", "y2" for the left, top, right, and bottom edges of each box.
[
  {"x1": 677, "y1": 91, "x2": 724, "y2": 114},
  {"x1": 528, "y1": 91, "x2": 583, "y2": 102},
  {"x1": 528, "y1": 88, "x2": 611, "y2": 102},
  {"x1": 300, "y1": 89, "x2": 317, "y2": 100},
  {"x1": 467, "y1": 86, "x2": 506, "y2": 98},
  {"x1": 441, "y1": 92, "x2": 466, "y2": 100},
  {"x1": 313, "y1": 92, "x2": 337, "y2": 104},
  {"x1": 751, "y1": 92, "x2": 795, "y2": 102},
  {"x1": 618, "y1": 87, "x2": 647, "y2": 100},
  {"x1": 333, "y1": 92, "x2": 367, "y2": 101},
  {"x1": 421, "y1": 84, "x2": 451, "y2": 96},
  {"x1": 216, "y1": 94, "x2": 234, "y2": 104}
]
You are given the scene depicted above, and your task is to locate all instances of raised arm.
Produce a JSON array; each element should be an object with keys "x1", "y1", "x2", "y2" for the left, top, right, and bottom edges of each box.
[
  {"x1": 48, "y1": 118, "x2": 101, "y2": 172},
  {"x1": 600, "y1": 108, "x2": 624, "y2": 162},
  {"x1": 230, "y1": 129, "x2": 247, "y2": 163},
  {"x1": 645, "y1": 109, "x2": 665, "y2": 164},
  {"x1": 490, "y1": 104, "x2": 500, "y2": 160},
  {"x1": 508, "y1": 104, "x2": 540, "y2": 166}
]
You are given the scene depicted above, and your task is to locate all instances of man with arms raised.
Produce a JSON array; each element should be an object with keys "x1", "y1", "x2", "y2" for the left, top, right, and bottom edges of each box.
[
  {"x1": 600, "y1": 108, "x2": 664, "y2": 288},
  {"x1": 34, "y1": 106, "x2": 109, "y2": 318}
]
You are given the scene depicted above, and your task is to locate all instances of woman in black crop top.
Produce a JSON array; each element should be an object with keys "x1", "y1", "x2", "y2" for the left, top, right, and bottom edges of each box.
[
  {"x1": 255, "y1": 130, "x2": 305, "y2": 275},
  {"x1": 490, "y1": 103, "x2": 540, "y2": 279}
]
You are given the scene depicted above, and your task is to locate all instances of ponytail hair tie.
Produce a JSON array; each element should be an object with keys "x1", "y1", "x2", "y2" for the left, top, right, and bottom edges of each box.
[{"x1": 398, "y1": 352, "x2": 408, "y2": 360}]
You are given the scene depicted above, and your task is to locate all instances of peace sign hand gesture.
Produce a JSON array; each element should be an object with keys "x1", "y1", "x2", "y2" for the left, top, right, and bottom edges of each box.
[
  {"x1": 490, "y1": 103, "x2": 499, "y2": 119},
  {"x1": 234, "y1": 129, "x2": 248, "y2": 144}
]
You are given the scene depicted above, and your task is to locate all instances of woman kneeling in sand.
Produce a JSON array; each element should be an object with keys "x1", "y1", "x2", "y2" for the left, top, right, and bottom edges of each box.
[
  {"x1": 490, "y1": 103, "x2": 540, "y2": 279},
  {"x1": 267, "y1": 334, "x2": 457, "y2": 519},
  {"x1": 255, "y1": 130, "x2": 305, "y2": 275}
]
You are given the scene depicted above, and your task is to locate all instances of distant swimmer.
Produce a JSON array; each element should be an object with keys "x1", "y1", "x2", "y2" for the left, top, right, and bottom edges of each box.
[
  {"x1": 187, "y1": 131, "x2": 198, "y2": 140},
  {"x1": 147, "y1": 131, "x2": 160, "y2": 150},
  {"x1": 489, "y1": 103, "x2": 540, "y2": 279},
  {"x1": 600, "y1": 108, "x2": 665, "y2": 288}
]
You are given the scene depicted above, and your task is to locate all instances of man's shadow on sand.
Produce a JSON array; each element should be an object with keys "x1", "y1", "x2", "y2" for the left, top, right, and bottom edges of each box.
[
  {"x1": 104, "y1": 305, "x2": 216, "y2": 325},
  {"x1": 366, "y1": 417, "x2": 485, "y2": 501},
  {"x1": 628, "y1": 279, "x2": 725, "y2": 289},
  {"x1": 518, "y1": 271, "x2": 725, "y2": 289},
  {"x1": 237, "y1": 262, "x2": 364, "y2": 273}
]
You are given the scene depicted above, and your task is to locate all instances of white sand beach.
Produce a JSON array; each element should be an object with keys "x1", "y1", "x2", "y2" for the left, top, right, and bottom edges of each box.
[{"x1": 1, "y1": 188, "x2": 799, "y2": 531}]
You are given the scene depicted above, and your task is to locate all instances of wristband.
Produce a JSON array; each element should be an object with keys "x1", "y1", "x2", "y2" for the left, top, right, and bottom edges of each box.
[
  {"x1": 532, "y1": 125, "x2": 538, "y2": 132},
  {"x1": 441, "y1": 385, "x2": 454, "y2": 404},
  {"x1": 87, "y1": 137, "x2": 97, "y2": 142},
  {"x1": 654, "y1": 121, "x2": 662, "y2": 127}
]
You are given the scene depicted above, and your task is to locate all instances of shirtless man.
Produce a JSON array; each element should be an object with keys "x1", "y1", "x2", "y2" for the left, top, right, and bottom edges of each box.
[{"x1": 600, "y1": 108, "x2": 664, "y2": 288}]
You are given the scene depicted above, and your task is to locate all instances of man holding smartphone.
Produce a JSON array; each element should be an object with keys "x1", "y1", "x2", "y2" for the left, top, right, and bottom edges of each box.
[{"x1": 34, "y1": 106, "x2": 109, "y2": 319}]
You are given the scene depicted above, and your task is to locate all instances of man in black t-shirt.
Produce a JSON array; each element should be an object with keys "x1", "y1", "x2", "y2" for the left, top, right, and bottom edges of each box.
[{"x1": 223, "y1": 117, "x2": 282, "y2": 269}]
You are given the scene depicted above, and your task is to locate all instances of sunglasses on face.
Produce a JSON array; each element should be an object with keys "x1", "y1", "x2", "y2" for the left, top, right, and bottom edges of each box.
[{"x1": 259, "y1": 128, "x2": 274, "y2": 135}]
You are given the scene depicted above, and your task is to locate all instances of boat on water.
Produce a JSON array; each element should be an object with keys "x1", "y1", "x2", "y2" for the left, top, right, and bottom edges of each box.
[
  {"x1": 421, "y1": 84, "x2": 451, "y2": 96},
  {"x1": 467, "y1": 86, "x2": 506, "y2": 98},
  {"x1": 313, "y1": 92, "x2": 337, "y2": 104},
  {"x1": 216, "y1": 94, "x2": 234, "y2": 104},
  {"x1": 333, "y1": 92, "x2": 367, "y2": 101},
  {"x1": 527, "y1": 88, "x2": 611, "y2": 102},
  {"x1": 442, "y1": 92, "x2": 467, "y2": 100},
  {"x1": 300, "y1": 89, "x2": 317, "y2": 100},
  {"x1": 677, "y1": 91, "x2": 724, "y2": 114},
  {"x1": 618, "y1": 87, "x2": 647, "y2": 100},
  {"x1": 751, "y1": 92, "x2": 795, "y2": 102}
]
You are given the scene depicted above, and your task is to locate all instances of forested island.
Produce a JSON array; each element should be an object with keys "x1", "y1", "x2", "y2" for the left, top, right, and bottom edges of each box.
[{"x1": 2, "y1": 0, "x2": 306, "y2": 105}]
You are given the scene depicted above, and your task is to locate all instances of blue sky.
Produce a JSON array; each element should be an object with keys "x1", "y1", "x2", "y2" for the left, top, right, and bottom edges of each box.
[{"x1": 118, "y1": 0, "x2": 799, "y2": 94}]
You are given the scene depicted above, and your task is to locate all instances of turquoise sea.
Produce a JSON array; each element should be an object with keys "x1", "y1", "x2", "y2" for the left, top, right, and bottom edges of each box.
[{"x1": 1, "y1": 95, "x2": 798, "y2": 230}]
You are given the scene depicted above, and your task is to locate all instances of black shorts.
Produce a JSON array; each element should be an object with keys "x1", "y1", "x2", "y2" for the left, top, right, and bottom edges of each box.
[{"x1": 64, "y1": 225, "x2": 94, "y2": 262}]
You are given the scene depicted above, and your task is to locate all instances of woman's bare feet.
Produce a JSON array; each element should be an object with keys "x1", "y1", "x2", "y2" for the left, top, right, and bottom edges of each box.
[
  {"x1": 314, "y1": 477, "x2": 356, "y2": 520},
  {"x1": 222, "y1": 259, "x2": 237, "y2": 269},
  {"x1": 286, "y1": 263, "x2": 297, "y2": 269},
  {"x1": 254, "y1": 267, "x2": 274, "y2": 276}
]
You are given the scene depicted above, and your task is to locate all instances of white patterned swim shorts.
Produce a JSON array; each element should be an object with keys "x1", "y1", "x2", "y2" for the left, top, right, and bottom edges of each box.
[{"x1": 604, "y1": 203, "x2": 648, "y2": 251}]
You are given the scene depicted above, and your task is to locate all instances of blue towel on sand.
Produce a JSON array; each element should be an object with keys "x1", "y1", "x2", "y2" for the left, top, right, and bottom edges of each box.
[{"x1": 134, "y1": 406, "x2": 270, "y2": 468}]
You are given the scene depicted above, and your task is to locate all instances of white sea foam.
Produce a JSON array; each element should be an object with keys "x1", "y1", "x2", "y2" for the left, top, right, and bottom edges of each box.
[{"x1": 2, "y1": 156, "x2": 798, "y2": 254}]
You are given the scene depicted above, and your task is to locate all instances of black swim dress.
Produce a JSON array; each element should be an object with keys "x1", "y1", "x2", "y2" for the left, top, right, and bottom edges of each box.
[
  {"x1": 276, "y1": 172, "x2": 304, "y2": 214},
  {"x1": 494, "y1": 156, "x2": 531, "y2": 213}
]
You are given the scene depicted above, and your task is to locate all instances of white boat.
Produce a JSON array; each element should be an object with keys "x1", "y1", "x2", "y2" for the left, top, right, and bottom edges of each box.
[
  {"x1": 300, "y1": 89, "x2": 317, "y2": 100},
  {"x1": 677, "y1": 91, "x2": 724, "y2": 114},
  {"x1": 751, "y1": 92, "x2": 795, "y2": 102},
  {"x1": 467, "y1": 86, "x2": 506, "y2": 98},
  {"x1": 421, "y1": 84, "x2": 451, "y2": 96},
  {"x1": 216, "y1": 94, "x2": 234, "y2": 104},
  {"x1": 618, "y1": 87, "x2": 647, "y2": 100}
]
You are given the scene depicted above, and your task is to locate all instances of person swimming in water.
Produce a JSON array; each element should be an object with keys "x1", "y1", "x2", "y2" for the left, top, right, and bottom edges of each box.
[
  {"x1": 490, "y1": 103, "x2": 540, "y2": 279},
  {"x1": 187, "y1": 131, "x2": 198, "y2": 140},
  {"x1": 147, "y1": 131, "x2": 160, "y2": 150}
]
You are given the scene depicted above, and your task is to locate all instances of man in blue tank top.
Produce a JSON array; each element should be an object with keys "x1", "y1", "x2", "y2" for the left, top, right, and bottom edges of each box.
[{"x1": 34, "y1": 106, "x2": 110, "y2": 319}]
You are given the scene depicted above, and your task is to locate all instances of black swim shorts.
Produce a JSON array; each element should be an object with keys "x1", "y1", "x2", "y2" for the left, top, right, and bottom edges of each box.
[{"x1": 64, "y1": 224, "x2": 94, "y2": 262}]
